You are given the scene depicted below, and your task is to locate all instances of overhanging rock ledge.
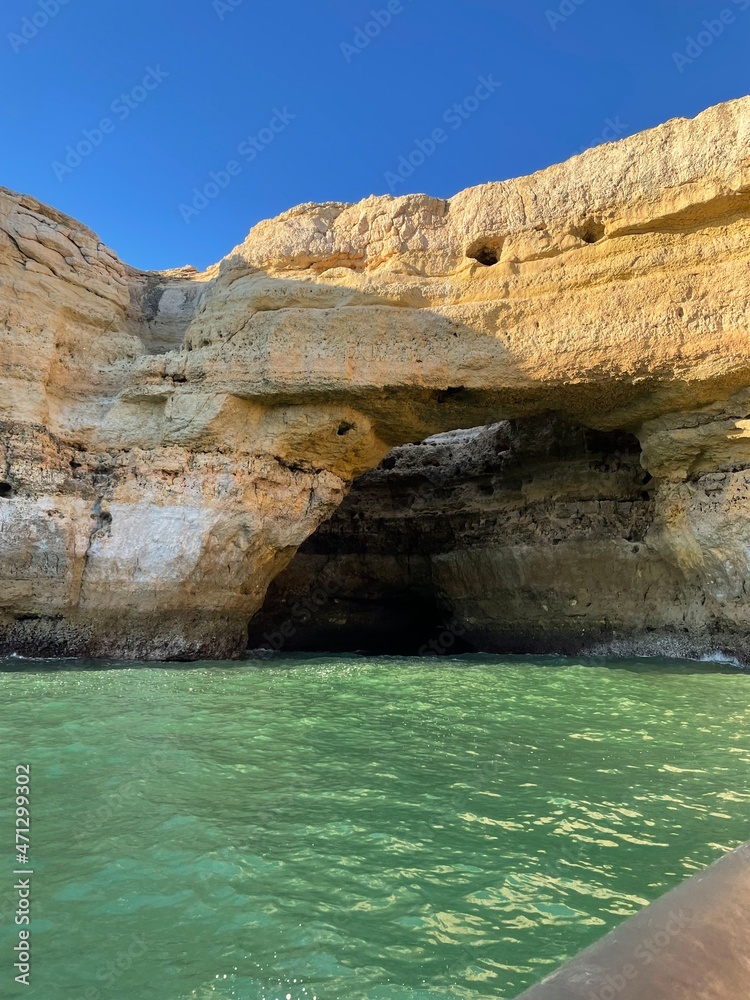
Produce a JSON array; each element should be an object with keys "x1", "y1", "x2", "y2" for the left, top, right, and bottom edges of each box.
[{"x1": 1, "y1": 97, "x2": 750, "y2": 660}]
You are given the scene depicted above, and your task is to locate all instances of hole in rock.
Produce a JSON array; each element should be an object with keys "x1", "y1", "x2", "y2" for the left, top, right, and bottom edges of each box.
[
  {"x1": 91, "y1": 502, "x2": 112, "y2": 535},
  {"x1": 0, "y1": 482, "x2": 13, "y2": 498},
  {"x1": 337, "y1": 421, "x2": 355, "y2": 436},
  {"x1": 470, "y1": 246, "x2": 499, "y2": 266},
  {"x1": 466, "y1": 236, "x2": 504, "y2": 267},
  {"x1": 575, "y1": 220, "x2": 606, "y2": 244}
]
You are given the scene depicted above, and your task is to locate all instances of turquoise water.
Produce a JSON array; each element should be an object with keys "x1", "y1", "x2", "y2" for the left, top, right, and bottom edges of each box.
[{"x1": 1, "y1": 654, "x2": 748, "y2": 1000}]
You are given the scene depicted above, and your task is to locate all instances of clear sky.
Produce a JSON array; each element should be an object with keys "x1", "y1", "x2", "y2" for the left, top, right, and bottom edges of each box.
[{"x1": 2, "y1": 0, "x2": 749, "y2": 271}]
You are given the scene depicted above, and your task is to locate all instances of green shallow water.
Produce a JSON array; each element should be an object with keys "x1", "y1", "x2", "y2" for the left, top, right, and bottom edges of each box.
[{"x1": 1, "y1": 654, "x2": 749, "y2": 1000}]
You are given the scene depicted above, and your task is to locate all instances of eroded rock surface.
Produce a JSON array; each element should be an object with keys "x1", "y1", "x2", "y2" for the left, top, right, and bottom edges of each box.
[
  {"x1": 250, "y1": 416, "x2": 750, "y2": 662},
  {"x1": 2, "y1": 96, "x2": 750, "y2": 659}
]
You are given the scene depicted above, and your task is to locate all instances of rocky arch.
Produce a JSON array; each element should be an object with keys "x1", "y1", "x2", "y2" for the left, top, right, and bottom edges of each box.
[{"x1": 1, "y1": 96, "x2": 750, "y2": 659}]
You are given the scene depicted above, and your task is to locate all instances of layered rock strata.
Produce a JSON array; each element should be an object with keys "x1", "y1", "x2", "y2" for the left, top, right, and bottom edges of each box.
[
  {"x1": 1, "y1": 96, "x2": 750, "y2": 659},
  {"x1": 250, "y1": 415, "x2": 750, "y2": 661}
]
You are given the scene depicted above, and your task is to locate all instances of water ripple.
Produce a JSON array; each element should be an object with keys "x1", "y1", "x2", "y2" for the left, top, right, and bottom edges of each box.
[{"x1": 0, "y1": 654, "x2": 748, "y2": 999}]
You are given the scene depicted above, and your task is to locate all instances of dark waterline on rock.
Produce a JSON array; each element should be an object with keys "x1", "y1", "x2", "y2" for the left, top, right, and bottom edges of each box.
[{"x1": 2, "y1": 654, "x2": 749, "y2": 999}]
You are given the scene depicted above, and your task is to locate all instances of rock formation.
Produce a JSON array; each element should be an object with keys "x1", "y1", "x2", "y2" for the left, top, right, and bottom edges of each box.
[
  {"x1": 249, "y1": 416, "x2": 748, "y2": 661},
  {"x1": 1, "y1": 97, "x2": 750, "y2": 660}
]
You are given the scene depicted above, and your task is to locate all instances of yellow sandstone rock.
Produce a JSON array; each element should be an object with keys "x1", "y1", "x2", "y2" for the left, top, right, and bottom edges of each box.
[{"x1": 1, "y1": 97, "x2": 749, "y2": 659}]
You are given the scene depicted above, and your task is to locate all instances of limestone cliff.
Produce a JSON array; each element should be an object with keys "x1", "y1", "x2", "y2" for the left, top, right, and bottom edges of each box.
[{"x1": 1, "y1": 97, "x2": 750, "y2": 660}]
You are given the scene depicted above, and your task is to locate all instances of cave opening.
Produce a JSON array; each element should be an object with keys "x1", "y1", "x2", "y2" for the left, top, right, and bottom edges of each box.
[
  {"x1": 0, "y1": 481, "x2": 13, "y2": 498},
  {"x1": 247, "y1": 416, "x2": 653, "y2": 659},
  {"x1": 470, "y1": 246, "x2": 500, "y2": 266},
  {"x1": 574, "y1": 219, "x2": 606, "y2": 244},
  {"x1": 466, "y1": 236, "x2": 504, "y2": 267}
]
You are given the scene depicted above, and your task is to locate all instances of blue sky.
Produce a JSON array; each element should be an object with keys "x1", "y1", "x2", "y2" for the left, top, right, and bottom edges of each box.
[{"x1": 1, "y1": 0, "x2": 748, "y2": 271}]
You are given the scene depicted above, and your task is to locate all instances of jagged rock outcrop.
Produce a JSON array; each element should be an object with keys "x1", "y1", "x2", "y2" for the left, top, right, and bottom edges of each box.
[{"x1": 1, "y1": 97, "x2": 750, "y2": 660}]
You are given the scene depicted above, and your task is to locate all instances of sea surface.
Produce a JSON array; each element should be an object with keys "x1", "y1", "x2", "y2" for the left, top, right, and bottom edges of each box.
[{"x1": 0, "y1": 653, "x2": 748, "y2": 1000}]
